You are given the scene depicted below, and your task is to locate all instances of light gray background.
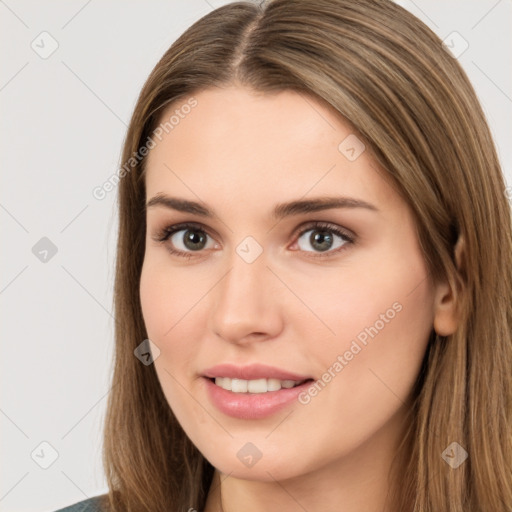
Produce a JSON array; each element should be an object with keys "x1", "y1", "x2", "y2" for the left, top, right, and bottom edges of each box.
[{"x1": 1, "y1": 1, "x2": 510, "y2": 511}]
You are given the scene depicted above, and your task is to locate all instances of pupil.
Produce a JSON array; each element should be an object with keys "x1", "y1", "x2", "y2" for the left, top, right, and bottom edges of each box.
[
  {"x1": 184, "y1": 230, "x2": 206, "y2": 250},
  {"x1": 311, "y1": 231, "x2": 332, "y2": 252}
]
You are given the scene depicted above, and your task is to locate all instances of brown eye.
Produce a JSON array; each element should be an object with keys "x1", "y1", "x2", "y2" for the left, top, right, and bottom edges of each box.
[
  {"x1": 153, "y1": 222, "x2": 216, "y2": 258},
  {"x1": 293, "y1": 222, "x2": 355, "y2": 258},
  {"x1": 173, "y1": 228, "x2": 209, "y2": 251}
]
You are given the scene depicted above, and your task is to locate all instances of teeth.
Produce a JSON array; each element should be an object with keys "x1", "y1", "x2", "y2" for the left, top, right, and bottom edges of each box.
[{"x1": 213, "y1": 377, "x2": 306, "y2": 393}]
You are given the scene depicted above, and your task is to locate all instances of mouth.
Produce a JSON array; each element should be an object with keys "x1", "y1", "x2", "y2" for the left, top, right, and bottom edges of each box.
[
  {"x1": 206, "y1": 376, "x2": 314, "y2": 394},
  {"x1": 202, "y1": 362, "x2": 314, "y2": 383},
  {"x1": 203, "y1": 376, "x2": 315, "y2": 420}
]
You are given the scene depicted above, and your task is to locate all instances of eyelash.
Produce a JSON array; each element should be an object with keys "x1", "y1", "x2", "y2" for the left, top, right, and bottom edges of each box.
[{"x1": 152, "y1": 221, "x2": 355, "y2": 260}]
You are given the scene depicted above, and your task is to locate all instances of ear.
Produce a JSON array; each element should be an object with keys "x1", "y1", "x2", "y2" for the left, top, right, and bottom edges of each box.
[{"x1": 432, "y1": 235, "x2": 464, "y2": 337}]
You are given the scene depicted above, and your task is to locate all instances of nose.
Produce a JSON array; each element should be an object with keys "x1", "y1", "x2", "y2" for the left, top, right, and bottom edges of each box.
[{"x1": 208, "y1": 248, "x2": 283, "y2": 345}]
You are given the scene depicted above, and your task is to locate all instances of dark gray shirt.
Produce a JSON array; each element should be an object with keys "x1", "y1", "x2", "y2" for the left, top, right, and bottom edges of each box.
[{"x1": 52, "y1": 494, "x2": 107, "y2": 512}]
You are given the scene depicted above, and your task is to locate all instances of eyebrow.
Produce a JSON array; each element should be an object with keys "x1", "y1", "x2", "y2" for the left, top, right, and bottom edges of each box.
[{"x1": 145, "y1": 193, "x2": 379, "y2": 220}]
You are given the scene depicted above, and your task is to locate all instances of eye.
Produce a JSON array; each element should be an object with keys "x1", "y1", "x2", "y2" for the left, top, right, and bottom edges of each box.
[
  {"x1": 292, "y1": 221, "x2": 354, "y2": 258},
  {"x1": 152, "y1": 221, "x2": 355, "y2": 259},
  {"x1": 152, "y1": 222, "x2": 216, "y2": 259}
]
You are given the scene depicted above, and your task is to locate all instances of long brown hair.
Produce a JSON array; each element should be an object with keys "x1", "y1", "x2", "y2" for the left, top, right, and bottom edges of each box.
[{"x1": 101, "y1": 1, "x2": 512, "y2": 510}]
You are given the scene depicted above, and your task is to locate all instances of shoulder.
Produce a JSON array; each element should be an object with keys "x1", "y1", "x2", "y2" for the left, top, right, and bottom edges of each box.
[{"x1": 52, "y1": 494, "x2": 109, "y2": 512}]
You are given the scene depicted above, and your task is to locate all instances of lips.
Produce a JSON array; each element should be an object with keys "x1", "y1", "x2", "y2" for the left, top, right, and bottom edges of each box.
[
  {"x1": 202, "y1": 363, "x2": 313, "y2": 381},
  {"x1": 203, "y1": 376, "x2": 314, "y2": 419}
]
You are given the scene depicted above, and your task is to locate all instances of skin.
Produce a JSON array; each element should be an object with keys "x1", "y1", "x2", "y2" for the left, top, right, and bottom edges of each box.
[{"x1": 140, "y1": 85, "x2": 458, "y2": 512}]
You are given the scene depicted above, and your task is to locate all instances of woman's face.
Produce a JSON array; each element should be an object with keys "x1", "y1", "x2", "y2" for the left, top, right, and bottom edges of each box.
[{"x1": 140, "y1": 85, "x2": 448, "y2": 482}]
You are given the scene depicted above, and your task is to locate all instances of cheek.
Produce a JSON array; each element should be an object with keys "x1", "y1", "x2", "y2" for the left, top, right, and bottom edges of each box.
[
  {"x1": 139, "y1": 257, "x2": 213, "y2": 379},
  {"x1": 139, "y1": 257, "x2": 198, "y2": 340},
  {"x1": 140, "y1": 264, "x2": 168, "y2": 343},
  {"x1": 139, "y1": 260, "x2": 205, "y2": 416},
  {"x1": 310, "y1": 254, "x2": 435, "y2": 410}
]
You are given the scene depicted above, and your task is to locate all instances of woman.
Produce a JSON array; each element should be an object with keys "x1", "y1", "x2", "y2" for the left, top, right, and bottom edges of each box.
[{"x1": 55, "y1": 0, "x2": 512, "y2": 510}]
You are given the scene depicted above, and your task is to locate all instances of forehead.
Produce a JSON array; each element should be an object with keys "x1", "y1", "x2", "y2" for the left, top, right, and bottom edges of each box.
[
  {"x1": 144, "y1": 86, "x2": 398, "y2": 217},
  {"x1": 147, "y1": 86, "x2": 353, "y2": 165}
]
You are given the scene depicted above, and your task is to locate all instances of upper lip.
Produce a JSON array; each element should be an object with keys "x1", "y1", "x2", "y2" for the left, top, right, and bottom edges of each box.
[{"x1": 203, "y1": 363, "x2": 313, "y2": 381}]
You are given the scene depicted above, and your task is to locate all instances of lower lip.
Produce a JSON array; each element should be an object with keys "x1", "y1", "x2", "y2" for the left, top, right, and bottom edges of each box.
[{"x1": 203, "y1": 377, "x2": 313, "y2": 420}]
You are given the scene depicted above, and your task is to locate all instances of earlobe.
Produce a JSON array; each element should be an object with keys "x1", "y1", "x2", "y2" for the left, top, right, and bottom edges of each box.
[{"x1": 432, "y1": 235, "x2": 464, "y2": 337}]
